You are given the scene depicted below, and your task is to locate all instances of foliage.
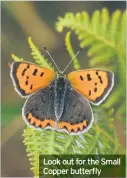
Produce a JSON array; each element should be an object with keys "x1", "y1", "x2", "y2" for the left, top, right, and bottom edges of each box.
[
  {"x1": 11, "y1": 53, "x2": 24, "y2": 61},
  {"x1": 11, "y1": 8, "x2": 126, "y2": 177},
  {"x1": 28, "y1": 37, "x2": 53, "y2": 69},
  {"x1": 65, "y1": 31, "x2": 81, "y2": 70},
  {"x1": 56, "y1": 8, "x2": 126, "y2": 117}
]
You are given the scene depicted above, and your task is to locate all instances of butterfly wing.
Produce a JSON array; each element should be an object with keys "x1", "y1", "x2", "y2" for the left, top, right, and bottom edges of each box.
[
  {"x1": 22, "y1": 77, "x2": 93, "y2": 134},
  {"x1": 68, "y1": 69, "x2": 114, "y2": 105},
  {"x1": 22, "y1": 85, "x2": 56, "y2": 130},
  {"x1": 10, "y1": 61, "x2": 56, "y2": 97},
  {"x1": 57, "y1": 88, "x2": 94, "y2": 135}
]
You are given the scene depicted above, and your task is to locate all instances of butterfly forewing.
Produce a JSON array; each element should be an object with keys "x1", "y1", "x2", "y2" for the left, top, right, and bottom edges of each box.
[
  {"x1": 10, "y1": 62, "x2": 56, "y2": 97},
  {"x1": 68, "y1": 69, "x2": 114, "y2": 105}
]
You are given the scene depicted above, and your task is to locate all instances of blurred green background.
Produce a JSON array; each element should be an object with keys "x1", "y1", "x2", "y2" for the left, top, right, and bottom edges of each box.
[{"x1": 1, "y1": 1, "x2": 126, "y2": 177}]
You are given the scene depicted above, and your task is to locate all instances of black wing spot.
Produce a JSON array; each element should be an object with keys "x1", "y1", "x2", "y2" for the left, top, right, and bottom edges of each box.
[
  {"x1": 22, "y1": 68, "x2": 27, "y2": 76},
  {"x1": 87, "y1": 74, "x2": 92, "y2": 81},
  {"x1": 98, "y1": 76, "x2": 103, "y2": 84},
  {"x1": 80, "y1": 75, "x2": 83, "y2": 81},
  {"x1": 71, "y1": 129, "x2": 75, "y2": 132},
  {"x1": 77, "y1": 127, "x2": 81, "y2": 132},
  {"x1": 30, "y1": 84, "x2": 33, "y2": 90},
  {"x1": 32, "y1": 122, "x2": 36, "y2": 126},
  {"x1": 25, "y1": 80, "x2": 28, "y2": 85},
  {"x1": 46, "y1": 123, "x2": 51, "y2": 127},
  {"x1": 33, "y1": 69, "x2": 38, "y2": 76},
  {"x1": 95, "y1": 82, "x2": 97, "y2": 85},
  {"x1": 96, "y1": 71, "x2": 98, "y2": 75},
  {"x1": 89, "y1": 90, "x2": 91, "y2": 96},
  {"x1": 40, "y1": 72, "x2": 44, "y2": 77},
  {"x1": 26, "y1": 76, "x2": 29, "y2": 79},
  {"x1": 81, "y1": 119, "x2": 86, "y2": 123},
  {"x1": 27, "y1": 64, "x2": 30, "y2": 68},
  {"x1": 63, "y1": 126, "x2": 67, "y2": 130},
  {"x1": 83, "y1": 125, "x2": 86, "y2": 129},
  {"x1": 28, "y1": 118, "x2": 31, "y2": 122},
  {"x1": 94, "y1": 88, "x2": 97, "y2": 92}
]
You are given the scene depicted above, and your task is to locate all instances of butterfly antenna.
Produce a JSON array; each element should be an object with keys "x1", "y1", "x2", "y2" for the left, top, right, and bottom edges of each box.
[
  {"x1": 62, "y1": 47, "x2": 83, "y2": 73},
  {"x1": 43, "y1": 46, "x2": 61, "y2": 73}
]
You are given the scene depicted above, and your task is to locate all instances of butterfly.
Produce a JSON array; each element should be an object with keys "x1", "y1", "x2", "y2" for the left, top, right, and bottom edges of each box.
[{"x1": 10, "y1": 47, "x2": 114, "y2": 135}]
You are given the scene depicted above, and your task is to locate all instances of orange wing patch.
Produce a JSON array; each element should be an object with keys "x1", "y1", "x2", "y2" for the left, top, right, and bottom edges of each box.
[
  {"x1": 26, "y1": 113, "x2": 55, "y2": 128},
  {"x1": 11, "y1": 62, "x2": 56, "y2": 97},
  {"x1": 58, "y1": 120, "x2": 87, "y2": 133},
  {"x1": 68, "y1": 70, "x2": 114, "y2": 105}
]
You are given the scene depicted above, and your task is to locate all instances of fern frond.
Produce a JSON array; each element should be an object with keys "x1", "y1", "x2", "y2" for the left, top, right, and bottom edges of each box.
[
  {"x1": 90, "y1": 10, "x2": 100, "y2": 34},
  {"x1": 28, "y1": 37, "x2": 53, "y2": 69},
  {"x1": 56, "y1": 9, "x2": 116, "y2": 49},
  {"x1": 101, "y1": 87, "x2": 123, "y2": 109},
  {"x1": 116, "y1": 103, "x2": 126, "y2": 120},
  {"x1": 120, "y1": 11, "x2": 126, "y2": 52},
  {"x1": 11, "y1": 53, "x2": 24, "y2": 61},
  {"x1": 55, "y1": 8, "x2": 126, "y2": 56},
  {"x1": 65, "y1": 32, "x2": 80, "y2": 70},
  {"x1": 55, "y1": 8, "x2": 126, "y2": 118},
  {"x1": 100, "y1": 8, "x2": 109, "y2": 36},
  {"x1": 109, "y1": 10, "x2": 121, "y2": 42},
  {"x1": 89, "y1": 50, "x2": 115, "y2": 66},
  {"x1": 87, "y1": 43, "x2": 106, "y2": 57}
]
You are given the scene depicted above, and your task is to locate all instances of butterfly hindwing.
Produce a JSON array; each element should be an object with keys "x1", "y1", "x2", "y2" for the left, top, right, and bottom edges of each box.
[
  {"x1": 10, "y1": 61, "x2": 56, "y2": 97},
  {"x1": 57, "y1": 88, "x2": 94, "y2": 135},
  {"x1": 22, "y1": 86, "x2": 56, "y2": 130},
  {"x1": 23, "y1": 80, "x2": 94, "y2": 134},
  {"x1": 68, "y1": 69, "x2": 114, "y2": 105}
]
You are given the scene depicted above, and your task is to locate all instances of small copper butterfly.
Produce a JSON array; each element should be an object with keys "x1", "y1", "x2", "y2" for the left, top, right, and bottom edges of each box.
[{"x1": 10, "y1": 47, "x2": 114, "y2": 135}]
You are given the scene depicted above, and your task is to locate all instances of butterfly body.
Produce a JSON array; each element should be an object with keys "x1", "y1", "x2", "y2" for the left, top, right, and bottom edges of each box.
[
  {"x1": 10, "y1": 61, "x2": 114, "y2": 135},
  {"x1": 53, "y1": 74, "x2": 68, "y2": 120}
]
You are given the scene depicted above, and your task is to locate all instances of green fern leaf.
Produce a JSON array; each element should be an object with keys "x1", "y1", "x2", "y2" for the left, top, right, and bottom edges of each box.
[
  {"x1": 28, "y1": 37, "x2": 53, "y2": 69},
  {"x1": 11, "y1": 53, "x2": 24, "y2": 61},
  {"x1": 65, "y1": 32, "x2": 80, "y2": 70},
  {"x1": 90, "y1": 10, "x2": 100, "y2": 34},
  {"x1": 100, "y1": 8, "x2": 109, "y2": 36},
  {"x1": 109, "y1": 10, "x2": 121, "y2": 42},
  {"x1": 120, "y1": 11, "x2": 126, "y2": 52}
]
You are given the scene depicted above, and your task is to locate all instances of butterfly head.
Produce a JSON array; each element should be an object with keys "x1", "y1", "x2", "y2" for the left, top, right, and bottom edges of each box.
[{"x1": 56, "y1": 71, "x2": 66, "y2": 78}]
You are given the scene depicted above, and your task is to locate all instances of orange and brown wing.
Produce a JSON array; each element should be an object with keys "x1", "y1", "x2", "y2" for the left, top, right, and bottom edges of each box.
[
  {"x1": 57, "y1": 89, "x2": 93, "y2": 135},
  {"x1": 22, "y1": 82, "x2": 56, "y2": 130},
  {"x1": 10, "y1": 62, "x2": 56, "y2": 97},
  {"x1": 25, "y1": 113, "x2": 56, "y2": 129},
  {"x1": 68, "y1": 69, "x2": 114, "y2": 105}
]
